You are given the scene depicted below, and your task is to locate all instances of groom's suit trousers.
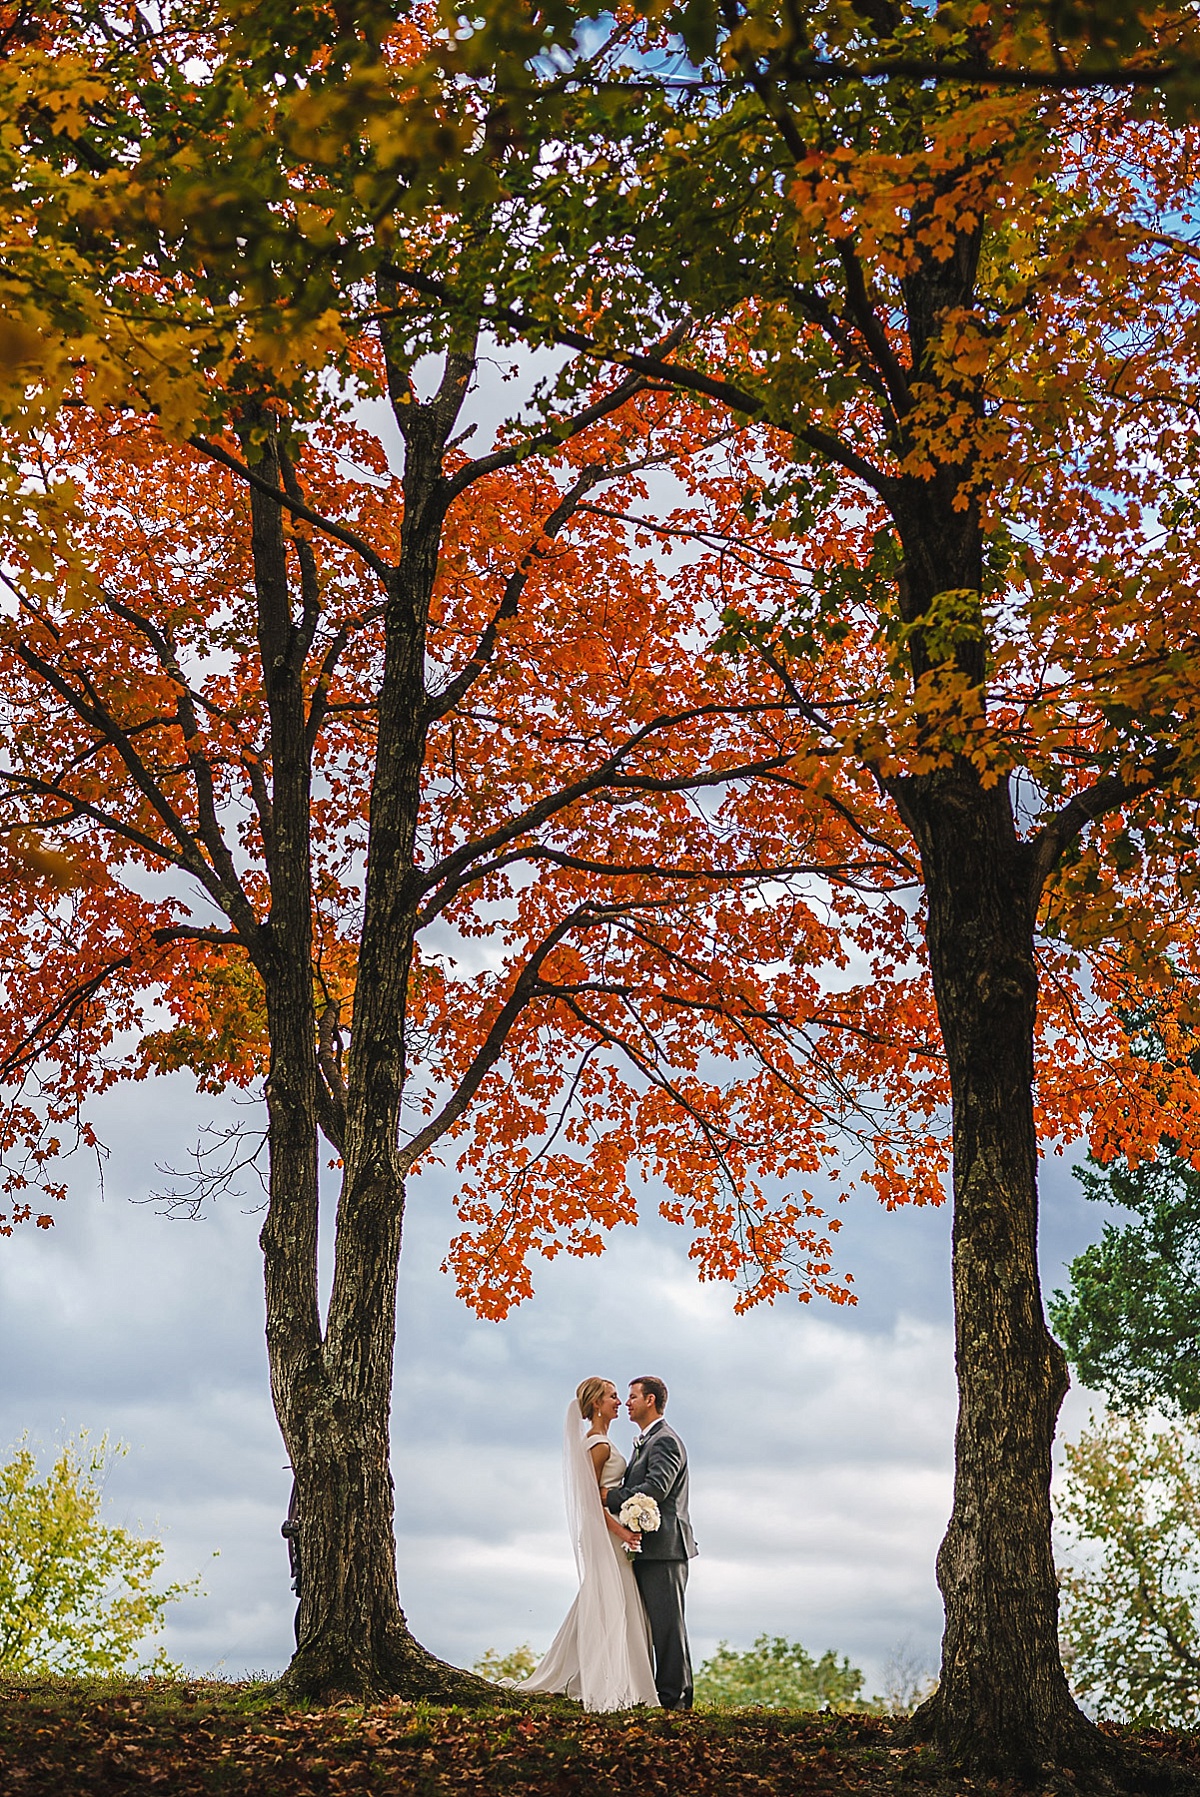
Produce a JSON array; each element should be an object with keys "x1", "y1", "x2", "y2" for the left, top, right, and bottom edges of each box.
[{"x1": 633, "y1": 1558, "x2": 693, "y2": 1710}]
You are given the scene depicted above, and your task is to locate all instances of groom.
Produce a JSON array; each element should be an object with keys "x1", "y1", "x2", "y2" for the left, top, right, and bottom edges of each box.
[{"x1": 606, "y1": 1375, "x2": 696, "y2": 1710}]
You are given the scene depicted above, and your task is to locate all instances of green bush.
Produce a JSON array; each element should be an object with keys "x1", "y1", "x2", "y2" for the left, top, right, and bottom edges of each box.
[
  {"x1": 694, "y1": 1634, "x2": 870, "y2": 1710},
  {"x1": 0, "y1": 1433, "x2": 198, "y2": 1676},
  {"x1": 472, "y1": 1643, "x2": 540, "y2": 1683}
]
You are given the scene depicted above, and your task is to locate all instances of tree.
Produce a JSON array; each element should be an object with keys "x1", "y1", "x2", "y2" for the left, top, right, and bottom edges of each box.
[
  {"x1": 0, "y1": 0, "x2": 951, "y2": 1706},
  {"x1": 878, "y1": 1641, "x2": 939, "y2": 1718},
  {"x1": 1058, "y1": 1411, "x2": 1200, "y2": 1727},
  {"x1": 0, "y1": 311, "x2": 948, "y2": 1695},
  {"x1": 375, "y1": 0, "x2": 1200, "y2": 1780},
  {"x1": 11, "y1": 5, "x2": 1200, "y2": 1772},
  {"x1": 0, "y1": 1433, "x2": 195, "y2": 1676},
  {"x1": 1052, "y1": 1151, "x2": 1200, "y2": 1417},
  {"x1": 693, "y1": 1635, "x2": 868, "y2": 1711}
]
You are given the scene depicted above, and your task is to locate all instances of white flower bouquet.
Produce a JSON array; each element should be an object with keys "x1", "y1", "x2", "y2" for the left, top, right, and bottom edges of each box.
[{"x1": 618, "y1": 1493, "x2": 661, "y2": 1557}]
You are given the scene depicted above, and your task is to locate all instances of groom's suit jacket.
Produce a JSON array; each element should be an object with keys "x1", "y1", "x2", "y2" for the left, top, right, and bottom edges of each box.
[{"x1": 606, "y1": 1419, "x2": 697, "y2": 1562}]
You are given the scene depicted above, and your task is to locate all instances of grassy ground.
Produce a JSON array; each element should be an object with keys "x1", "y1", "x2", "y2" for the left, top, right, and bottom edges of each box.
[{"x1": 2, "y1": 1678, "x2": 1199, "y2": 1795}]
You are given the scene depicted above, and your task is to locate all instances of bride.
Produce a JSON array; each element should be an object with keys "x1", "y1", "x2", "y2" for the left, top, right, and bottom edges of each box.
[{"x1": 520, "y1": 1377, "x2": 660, "y2": 1710}]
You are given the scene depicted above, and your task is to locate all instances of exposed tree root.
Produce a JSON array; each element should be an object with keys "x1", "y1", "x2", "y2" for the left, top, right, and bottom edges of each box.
[
  {"x1": 280, "y1": 1626, "x2": 499, "y2": 1707},
  {"x1": 905, "y1": 1687, "x2": 1200, "y2": 1793}
]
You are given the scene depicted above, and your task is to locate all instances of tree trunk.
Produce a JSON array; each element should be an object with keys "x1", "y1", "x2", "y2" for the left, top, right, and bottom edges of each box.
[
  {"x1": 273, "y1": 359, "x2": 492, "y2": 1702},
  {"x1": 238, "y1": 406, "x2": 491, "y2": 1703},
  {"x1": 903, "y1": 768, "x2": 1097, "y2": 1779},
  {"x1": 904, "y1": 783, "x2": 1196, "y2": 1789},
  {"x1": 274, "y1": 1127, "x2": 486, "y2": 1702},
  {"x1": 870, "y1": 212, "x2": 1192, "y2": 1784},
  {"x1": 278, "y1": 1164, "x2": 483, "y2": 1701},
  {"x1": 886, "y1": 484, "x2": 1115, "y2": 1778},
  {"x1": 884, "y1": 467, "x2": 1192, "y2": 1783}
]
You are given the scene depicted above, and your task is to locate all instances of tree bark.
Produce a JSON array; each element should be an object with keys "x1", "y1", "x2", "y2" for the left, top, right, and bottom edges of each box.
[
  {"x1": 902, "y1": 767, "x2": 1095, "y2": 1779},
  {"x1": 903, "y1": 777, "x2": 1197, "y2": 1789},
  {"x1": 867, "y1": 177, "x2": 1121, "y2": 1766},
  {"x1": 239, "y1": 407, "x2": 491, "y2": 1702},
  {"x1": 889, "y1": 496, "x2": 1142, "y2": 1782}
]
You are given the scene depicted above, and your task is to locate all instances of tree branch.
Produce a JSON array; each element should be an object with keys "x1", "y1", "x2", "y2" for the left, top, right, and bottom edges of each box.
[
  {"x1": 151, "y1": 925, "x2": 241, "y2": 947},
  {"x1": 0, "y1": 628, "x2": 258, "y2": 937},
  {"x1": 442, "y1": 356, "x2": 669, "y2": 503},
  {"x1": 396, "y1": 904, "x2": 621, "y2": 1172},
  {"x1": 784, "y1": 55, "x2": 1187, "y2": 92},
  {"x1": 0, "y1": 956, "x2": 133, "y2": 1084},
  {"x1": 384, "y1": 265, "x2": 896, "y2": 497},
  {"x1": 424, "y1": 463, "x2": 609, "y2": 724},
  {"x1": 580, "y1": 57, "x2": 1189, "y2": 94},
  {"x1": 191, "y1": 437, "x2": 395, "y2": 585},
  {"x1": 1027, "y1": 750, "x2": 1178, "y2": 897},
  {"x1": 0, "y1": 772, "x2": 177, "y2": 871},
  {"x1": 315, "y1": 996, "x2": 347, "y2": 1155},
  {"x1": 416, "y1": 710, "x2": 799, "y2": 921}
]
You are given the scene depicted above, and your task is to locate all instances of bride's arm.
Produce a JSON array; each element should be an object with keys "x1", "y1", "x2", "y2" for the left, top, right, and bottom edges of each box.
[{"x1": 589, "y1": 1442, "x2": 637, "y2": 1543}]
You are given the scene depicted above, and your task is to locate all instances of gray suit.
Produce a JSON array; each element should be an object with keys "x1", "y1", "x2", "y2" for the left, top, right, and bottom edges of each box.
[{"x1": 606, "y1": 1418, "x2": 696, "y2": 1708}]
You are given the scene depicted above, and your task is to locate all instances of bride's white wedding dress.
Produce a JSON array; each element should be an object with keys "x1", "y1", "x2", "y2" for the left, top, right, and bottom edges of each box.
[{"x1": 520, "y1": 1406, "x2": 659, "y2": 1711}]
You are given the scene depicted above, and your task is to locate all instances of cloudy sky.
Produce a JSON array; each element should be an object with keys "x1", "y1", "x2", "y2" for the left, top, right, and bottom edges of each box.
[
  {"x1": 2, "y1": 1063, "x2": 1109, "y2": 1700},
  {"x1": 1, "y1": 345, "x2": 1116, "y2": 1701}
]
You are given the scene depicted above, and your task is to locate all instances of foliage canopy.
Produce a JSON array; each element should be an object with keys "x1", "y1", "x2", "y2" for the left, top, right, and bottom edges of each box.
[
  {"x1": 1057, "y1": 1411, "x2": 1200, "y2": 1727},
  {"x1": 1052, "y1": 1152, "x2": 1200, "y2": 1417}
]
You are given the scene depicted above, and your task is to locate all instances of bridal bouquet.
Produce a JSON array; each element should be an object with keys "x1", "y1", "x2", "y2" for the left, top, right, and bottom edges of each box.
[{"x1": 618, "y1": 1493, "x2": 661, "y2": 1558}]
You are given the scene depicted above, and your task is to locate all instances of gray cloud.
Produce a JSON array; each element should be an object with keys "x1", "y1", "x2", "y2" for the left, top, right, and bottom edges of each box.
[{"x1": 1, "y1": 1073, "x2": 1108, "y2": 1696}]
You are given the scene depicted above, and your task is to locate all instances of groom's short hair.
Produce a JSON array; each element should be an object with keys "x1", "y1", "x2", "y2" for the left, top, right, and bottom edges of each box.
[{"x1": 633, "y1": 1375, "x2": 667, "y2": 1413}]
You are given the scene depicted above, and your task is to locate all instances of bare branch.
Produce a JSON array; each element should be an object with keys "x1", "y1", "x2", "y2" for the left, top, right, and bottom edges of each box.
[
  {"x1": 151, "y1": 924, "x2": 241, "y2": 947},
  {"x1": 424, "y1": 463, "x2": 609, "y2": 724},
  {"x1": 143, "y1": 1120, "x2": 270, "y2": 1221},
  {"x1": 191, "y1": 436, "x2": 395, "y2": 586},
  {"x1": 1027, "y1": 749, "x2": 1177, "y2": 897}
]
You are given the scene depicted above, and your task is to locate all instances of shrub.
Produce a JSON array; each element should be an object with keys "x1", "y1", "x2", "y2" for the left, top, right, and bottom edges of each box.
[
  {"x1": 694, "y1": 1635, "x2": 869, "y2": 1710},
  {"x1": 472, "y1": 1643, "x2": 540, "y2": 1683},
  {"x1": 0, "y1": 1433, "x2": 198, "y2": 1676}
]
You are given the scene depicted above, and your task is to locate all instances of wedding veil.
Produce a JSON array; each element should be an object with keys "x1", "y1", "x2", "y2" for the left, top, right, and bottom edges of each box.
[
  {"x1": 520, "y1": 1398, "x2": 656, "y2": 1710},
  {"x1": 524, "y1": 1394, "x2": 632, "y2": 1703},
  {"x1": 561, "y1": 1402, "x2": 611, "y2": 1573}
]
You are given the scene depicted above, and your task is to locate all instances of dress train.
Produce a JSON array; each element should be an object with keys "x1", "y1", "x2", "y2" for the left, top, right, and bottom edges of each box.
[{"x1": 520, "y1": 1421, "x2": 658, "y2": 1711}]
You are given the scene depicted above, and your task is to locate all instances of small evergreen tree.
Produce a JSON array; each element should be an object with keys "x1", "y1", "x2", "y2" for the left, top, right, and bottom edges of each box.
[{"x1": 1050, "y1": 1151, "x2": 1200, "y2": 1417}]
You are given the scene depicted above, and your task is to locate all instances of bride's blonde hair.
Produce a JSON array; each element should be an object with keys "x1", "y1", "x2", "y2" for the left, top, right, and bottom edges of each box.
[{"x1": 576, "y1": 1377, "x2": 611, "y2": 1420}]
